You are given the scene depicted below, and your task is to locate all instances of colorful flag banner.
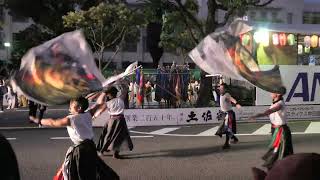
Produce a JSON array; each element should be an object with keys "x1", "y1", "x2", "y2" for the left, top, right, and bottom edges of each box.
[
  {"x1": 102, "y1": 61, "x2": 138, "y2": 87},
  {"x1": 12, "y1": 30, "x2": 138, "y2": 105},
  {"x1": 137, "y1": 69, "x2": 144, "y2": 106},
  {"x1": 189, "y1": 19, "x2": 286, "y2": 94}
]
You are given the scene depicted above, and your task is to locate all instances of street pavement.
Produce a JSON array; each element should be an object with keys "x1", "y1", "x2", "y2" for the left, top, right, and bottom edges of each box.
[{"x1": 1, "y1": 108, "x2": 320, "y2": 180}]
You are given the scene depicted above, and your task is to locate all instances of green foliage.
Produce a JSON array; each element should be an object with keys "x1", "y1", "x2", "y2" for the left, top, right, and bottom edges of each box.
[
  {"x1": 63, "y1": 2, "x2": 142, "y2": 69},
  {"x1": 160, "y1": 11, "x2": 202, "y2": 53},
  {"x1": 142, "y1": 0, "x2": 201, "y2": 54},
  {"x1": 5, "y1": 0, "x2": 107, "y2": 32},
  {"x1": 63, "y1": 3, "x2": 141, "y2": 47},
  {"x1": 216, "y1": 0, "x2": 273, "y2": 16},
  {"x1": 5, "y1": 0, "x2": 105, "y2": 71},
  {"x1": 143, "y1": 0, "x2": 274, "y2": 55},
  {"x1": 218, "y1": 0, "x2": 248, "y2": 11},
  {"x1": 140, "y1": 0, "x2": 173, "y2": 24}
]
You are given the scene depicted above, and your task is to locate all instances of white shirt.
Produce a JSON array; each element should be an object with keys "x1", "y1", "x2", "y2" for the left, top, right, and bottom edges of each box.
[
  {"x1": 269, "y1": 100, "x2": 287, "y2": 126},
  {"x1": 107, "y1": 97, "x2": 124, "y2": 115},
  {"x1": 220, "y1": 93, "x2": 233, "y2": 112},
  {"x1": 67, "y1": 112, "x2": 94, "y2": 145}
]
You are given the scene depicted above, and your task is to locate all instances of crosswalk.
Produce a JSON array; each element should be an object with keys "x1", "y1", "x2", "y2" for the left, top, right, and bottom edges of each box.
[
  {"x1": 150, "y1": 127, "x2": 180, "y2": 135},
  {"x1": 305, "y1": 122, "x2": 320, "y2": 133},
  {"x1": 196, "y1": 126, "x2": 220, "y2": 136},
  {"x1": 129, "y1": 121, "x2": 320, "y2": 137},
  {"x1": 252, "y1": 124, "x2": 271, "y2": 135}
]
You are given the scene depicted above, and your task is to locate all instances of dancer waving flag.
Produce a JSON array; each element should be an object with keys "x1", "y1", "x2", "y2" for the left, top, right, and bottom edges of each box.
[
  {"x1": 249, "y1": 90, "x2": 293, "y2": 170},
  {"x1": 188, "y1": 18, "x2": 285, "y2": 94},
  {"x1": 95, "y1": 86, "x2": 134, "y2": 159},
  {"x1": 11, "y1": 30, "x2": 138, "y2": 105},
  {"x1": 42, "y1": 96, "x2": 119, "y2": 180},
  {"x1": 215, "y1": 83, "x2": 241, "y2": 149},
  {"x1": 11, "y1": 30, "x2": 141, "y2": 179}
]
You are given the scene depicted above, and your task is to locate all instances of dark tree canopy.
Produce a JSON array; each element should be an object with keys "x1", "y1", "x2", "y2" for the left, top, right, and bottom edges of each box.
[
  {"x1": 147, "y1": 23, "x2": 164, "y2": 68},
  {"x1": 10, "y1": 24, "x2": 55, "y2": 70},
  {"x1": 5, "y1": 0, "x2": 105, "y2": 33}
]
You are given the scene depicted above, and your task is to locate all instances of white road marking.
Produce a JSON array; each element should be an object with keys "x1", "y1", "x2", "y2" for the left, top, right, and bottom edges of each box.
[
  {"x1": 131, "y1": 135, "x2": 153, "y2": 138},
  {"x1": 197, "y1": 126, "x2": 219, "y2": 136},
  {"x1": 50, "y1": 137, "x2": 70, "y2": 140},
  {"x1": 6, "y1": 138, "x2": 17, "y2": 140},
  {"x1": 0, "y1": 127, "x2": 43, "y2": 130},
  {"x1": 15, "y1": 109, "x2": 66, "y2": 112},
  {"x1": 130, "y1": 130, "x2": 320, "y2": 137},
  {"x1": 252, "y1": 124, "x2": 271, "y2": 135},
  {"x1": 149, "y1": 127, "x2": 180, "y2": 135},
  {"x1": 50, "y1": 135, "x2": 153, "y2": 140},
  {"x1": 305, "y1": 122, "x2": 320, "y2": 133}
]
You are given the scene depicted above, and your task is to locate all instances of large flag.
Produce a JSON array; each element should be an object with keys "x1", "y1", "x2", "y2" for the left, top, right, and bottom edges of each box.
[
  {"x1": 12, "y1": 30, "x2": 138, "y2": 105},
  {"x1": 102, "y1": 61, "x2": 138, "y2": 87},
  {"x1": 189, "y1": 19, "x2": 286, "y2": 94}
]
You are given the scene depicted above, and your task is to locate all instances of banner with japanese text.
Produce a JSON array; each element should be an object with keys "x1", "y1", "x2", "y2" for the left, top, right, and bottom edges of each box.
[
  {"x1": 93, "y1": 105, "x2": 320, "y2": 127},
  {"x1": 94, "y1": 107, "x2": 219, "y2": 127}
]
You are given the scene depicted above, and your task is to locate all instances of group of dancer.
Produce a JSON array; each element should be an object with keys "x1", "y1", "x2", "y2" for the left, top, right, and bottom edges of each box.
[
  {"x1": 40, "y1": 86, "x2": 132, "y2": 179},
  {"x1": 216, "y1": 83, "x2": 293, "y2": 170},
  {"x1": 39, "y1": 81, "x2": 292, "y2": 179},
  {"x1": 2, "y1": 80, "x2": 293, "y2": 179}
]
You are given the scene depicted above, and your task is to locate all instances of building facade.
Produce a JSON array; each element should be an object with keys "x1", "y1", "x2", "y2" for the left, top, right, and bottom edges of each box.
[{"x1": 0, "y1": 4, "x2": 32, "y2": 61}]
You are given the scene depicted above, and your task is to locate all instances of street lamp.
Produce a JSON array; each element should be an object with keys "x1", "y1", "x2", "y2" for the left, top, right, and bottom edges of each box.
[
  {"x1": 3, "y1": 42, "x2": 11, "y2": 61},
  {"x1": 4, "y1": 42, "x2": 11, "y2": 47}
]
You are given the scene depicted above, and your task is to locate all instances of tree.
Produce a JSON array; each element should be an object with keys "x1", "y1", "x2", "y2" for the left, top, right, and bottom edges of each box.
[
  {"x1": 5, "y1": 0, "x2": 106, "y2": 72},
  {"x1": 143, "y1": 0, "x2": 274, "y2": 107},
  {"x1": 141, "y1": 0, "x2": 170, "y2": 68},
  {"x1": 63, "y1": 2, "x2": 142, "y2": 70},
  {"x1": 159, "y1": 0, "x2": 201, "y2": 60},
  {"x1": 5, "y1": 0, "x2": 105, "y2": 34},
  {"x1": 10, "y1": 24, "x2": 55, "y2": 71}
]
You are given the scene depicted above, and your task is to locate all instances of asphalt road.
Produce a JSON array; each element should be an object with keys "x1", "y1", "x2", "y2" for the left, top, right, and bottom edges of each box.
[
  {"x1": 1, "y1": 109, "x2": 320, "y2": 180},
  {"x1": 1, "y1": 128, "x2": 320, "y2": 180}
]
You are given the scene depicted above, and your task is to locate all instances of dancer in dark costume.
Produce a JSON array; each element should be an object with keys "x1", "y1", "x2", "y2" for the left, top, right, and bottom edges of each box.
[
  {"x1": 95, "y1": 86, "x2": 133, "y2": 159},
  {"x1": 249, "y1": 90, "x2": 293, "y2": 170},
  {"x1": 215, "y1": 83, "x2": 241, "y2": 149},
  {"x1": 42, "y1": 97, "x2": 119, "y2": 180}
]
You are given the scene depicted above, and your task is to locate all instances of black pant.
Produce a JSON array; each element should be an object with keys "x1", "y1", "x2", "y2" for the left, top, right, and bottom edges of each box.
[
  {"x1": 0, "y1": 96, "x2": 3, "y2": 111},
  {"x1": 68, "y1": 140, "x2": 119, "y2": 180},
  {"x1": 28, "y1": 101, "x2": 46, "y2": 124},
  {"x1": 28, "y1": 101, "x2": 37, "y2": 118}
]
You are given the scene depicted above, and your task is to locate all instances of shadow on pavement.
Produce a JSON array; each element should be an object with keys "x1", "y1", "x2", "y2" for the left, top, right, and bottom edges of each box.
[{"x1": 120, "y1": 141, "x2": 268, "y2": 159}]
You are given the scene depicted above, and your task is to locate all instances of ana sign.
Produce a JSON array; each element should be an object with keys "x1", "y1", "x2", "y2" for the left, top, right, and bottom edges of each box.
[
  {"x1": 256, "y1": 66, "x2": 320, "y2": 105},
  {"x1": 286, "y1": 72, "x2": 320, "y2": 102}
]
